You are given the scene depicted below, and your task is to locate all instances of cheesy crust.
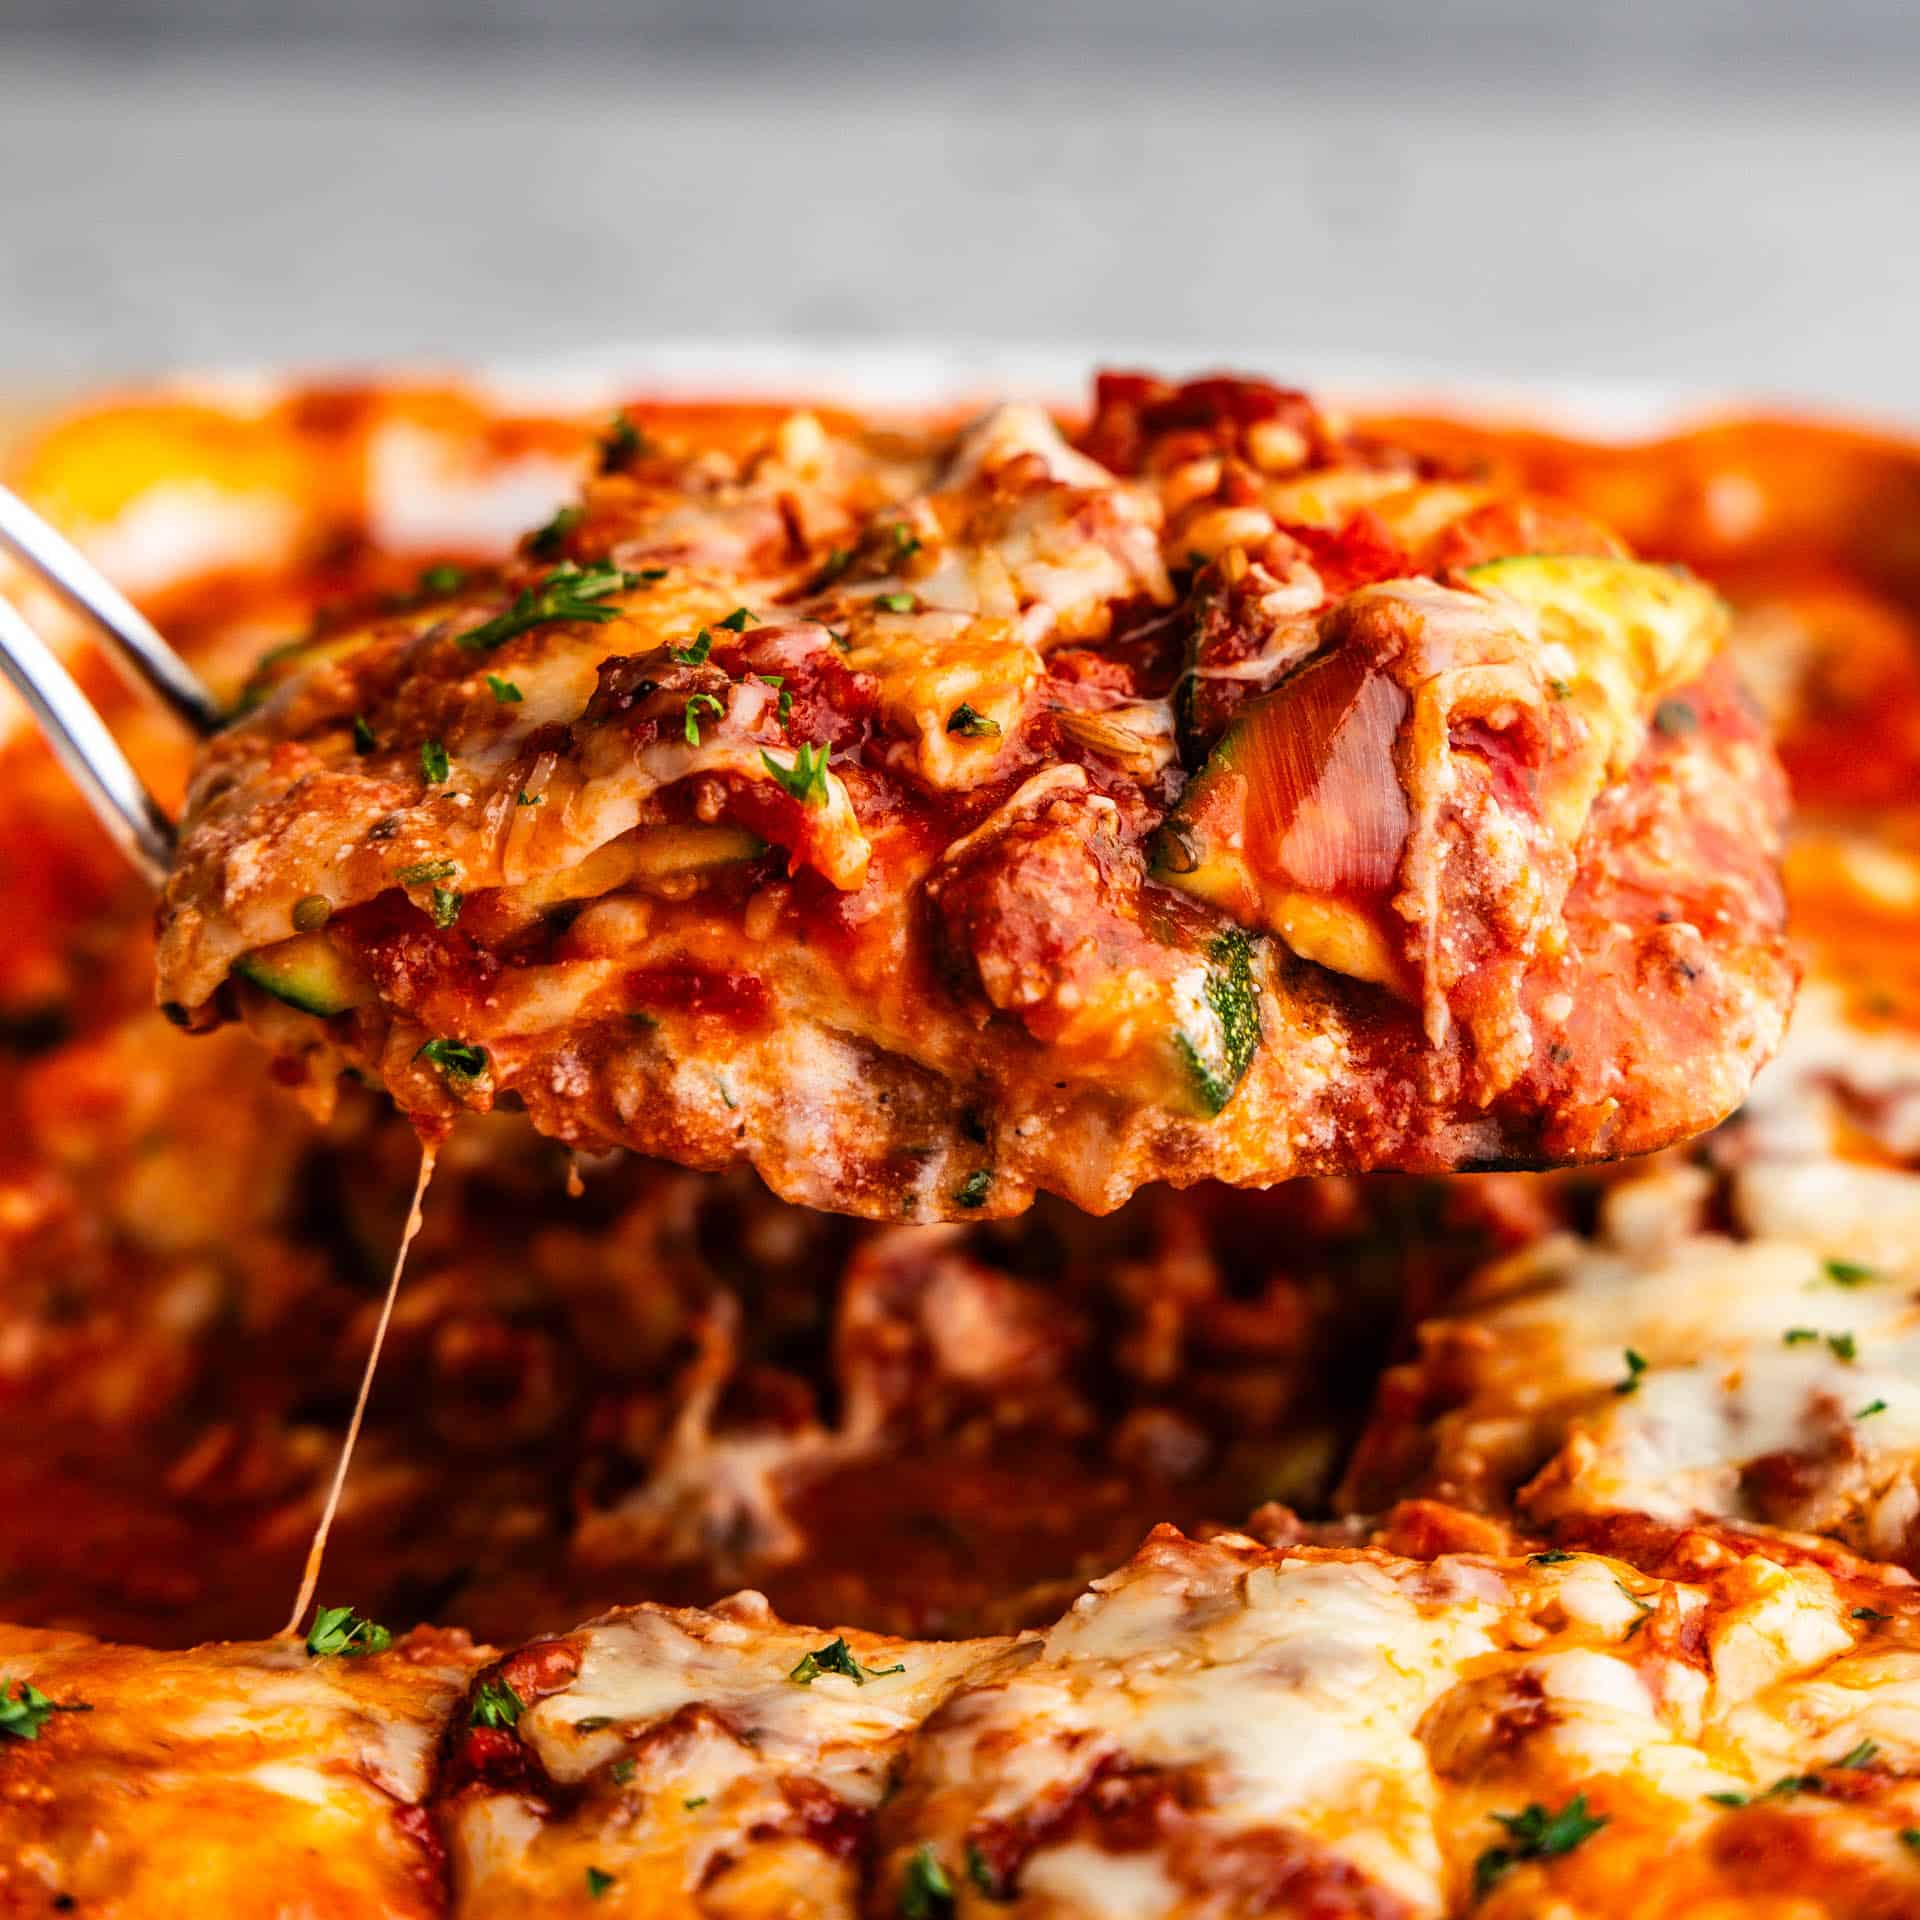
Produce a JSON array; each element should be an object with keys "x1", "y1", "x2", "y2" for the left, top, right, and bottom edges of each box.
[
  {"x1": 0, "y1": 1623, "x2": 484, "y2": 1917},
  {"x1": 154, "y1": 376, "x2": 1794, "y2": 1220}
]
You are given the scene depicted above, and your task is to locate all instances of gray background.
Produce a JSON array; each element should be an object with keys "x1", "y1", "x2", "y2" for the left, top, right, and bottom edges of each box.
[{"x1": 3, "y1": 0, "x2": 1919, "y2": 417}]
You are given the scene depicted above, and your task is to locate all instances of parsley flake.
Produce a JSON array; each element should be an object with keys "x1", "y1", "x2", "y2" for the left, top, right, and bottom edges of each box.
[
  {"x1": 1473, "y1": 1795, "x2": 1607, "y2": 1899},
  {"x1": 419, "y1": 563, "x2": 469, "y2": 595},
  {"x1": 420, "y1": 739, "x2": 450, "y2": 785},
  {"x1": 788, "y1": 1637, "x2": 905, "y2": 1687},
  {"x1": 762, "y1": 741, "x2": 830, "y2": 807},
  {"x1": 1858, "y1": 1398, "x2": 1890, "y2": 1420},
  {"x1": 1827, "y1": 1258, "x2": 1880, "y2": 1286},
  {"x1": 1829, "y1": 1331, "x2": 1858, "y2": 1361},
  {"x1": 453, "y1": 562, "x2": 638, "y2": 653},
  {"x1": 1854, "y1": 1607, "x2": 1891, "y2": 1623},
  {"x1": 1838, "y1": 1739, "x2": 1879, "y2": 1769},
  {"x1": 1902, "y1": 1828, "x2": 1920, "y2": 1853},
  {"x1": 352, "y1": 713, "x2": 378, "y2": 754},
  {"x1": 416, "y1": 1037, "x2": 488, "y2": 1082},
  {"x1": 809, "y1": 547, "x2": 854, "y2": 590},
  {"x1": 966, "y1": 1845, "x2": 998, "y2": 1897},
  {"x1": 717, "y1": 606, "x2": 755, "y2": 633},
  {"x1": 0, "y1": 1679, "x2": 88, "y2": 1742},
  {"x1": 946, "y1": 703, "x2": 1001, "y2": 738},
  {"x1": 955, "y1": 1169, "x2": 993, "y2": 1209},
  {"x1": 684, "y1": 693, "x2": 725, "y2": 745},
  {"x1": 891, "y1": 522, "x2": 922, "y2": 559},
  {"x1": 1614, "y1": 1348, "x2": 1649, "y2": 1394},
  {"x1": 469, "y1": 1677, "x2": 524, "y2": 1730},
  {"x1": 875, "y1": 590, "x2": 918, "y2": 614},
  {"x1": 610, "y1": 1757, "x2": 637, "y2": 1785},
  {"x1": 1529, "y1": 1551, "x2": 1577, "y2": 1565},
  {"x1": 683, "y1": 1792, "x2": 706, "y2": 1808},
  {"x1": 670, "y1": 628, "x2": 713, "y2": 667},
  {"x1": 585, "y1": 1866, "x2": 615, "y2": 1898},
  {"x1": 1783, "y1": 1327, "x2": 1819, "y2": 1345},
  {"x1": 517, "y1": 790, "x2": 544, "y2": 806},
  {"x1": 429, "y1": 886, "x2": 463, "y2": 928},
  {"x1": 901, "y1": 1843, "x2": 954, "y2": 1920},
  {"x1": 395, "y1": 859, "x2": 458, "y2": 886},
  {"x1": 484, "y1": 673, "x2": 522, "y2": 704},
  {"x1": 305, "y1": 1604, "x2": 392, "y2": 1658}
]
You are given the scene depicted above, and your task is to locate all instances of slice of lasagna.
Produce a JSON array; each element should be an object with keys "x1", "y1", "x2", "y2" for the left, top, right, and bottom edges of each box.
[{"x1": 154, "y1": 374, "x2": 1795, "y2": 1219}]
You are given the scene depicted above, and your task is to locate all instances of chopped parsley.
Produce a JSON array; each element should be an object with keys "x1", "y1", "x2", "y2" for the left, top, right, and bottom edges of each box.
[
  {"x1": 420, "y1": 738, "x2": 450, "y2": 785},
  {"x1": 352, "y1": 713, "x2": 378, "y2": 754},
  {"x1": 1903, "y1": 1828, "x2": 1920, "y2": 1853},
  {"x1": 1652, "y1": 697, "x2": 1698, "y2": 736},
  {"x1": 1548, "y1": 676, "x2": 1572, "y2": 698},
  {"x1": 1828, "y1": 1331, "x2": 1858, "y2": 1361},
  {"x1": 670, "y1": 628, "x2": 713, "y2": 667},
  {"x1": 452, "y1": 561, "x2": 639, "y2": 653},
  {"x1": 1826, "y1": 1258, "x2": 1880, "y2": 1286},
  {"x1": 292, "y1": 893, "x2": 333, "y2": 932},
  {"x1": 1858, "y1": 1398, "x2": 1889, "y2": 1420},
  {"x1": 484, "y1": 673, "x2": 523, "y2": 704},
  {"x1": 609, "y1": 1757, "x2": 636, "y2": 1785},
  {"x1": 469, "y1": 1677, "x2": 524, "y2": 1730},
  {"x1": 1613, "y1": 1348, "x2": 1649, "y2": 1395},
  {"x1": 875, "y1": 590, "x2": 918, "y2": 614},
  {"x1": 756, "y1": 674, "x2": 793, "y2": 726},
  {"x1": 304, "y1": 1604, "x2": 392, "y2": 1658},
  {"x1": 527, "y1": 503, "x2": 582, "y2": 558},
  {"x1": 717, "y1": 606, "x2": 755, "y2": 632},
  {"x1": 955, "y1": 1169, "x2": 993, "y2": 1209},
  {"x1": 429, "y1": 886, "x2": 463, "y2": 928},
  {"x1": 517, "y1": 790, "x2": 544, "y2": 806},
  {"x1": 1854, "y1": 1607, "x2": 1891, "y2": 1623},
  {"x1": 1783, "y1": 1327, "x2": 1819, "y2": 1345},
  {"x1": 1837, "y1": 1740, "x2": 1879, "y2": 1769},
  {"x1": 585, "y1": 1866, "x2": 615, "y2": 1898},
  {"x1": 419, "y1": 563, "x2": 469, "y2": 595},
  {"x1": 0, "y1": 1679, "x2": 88, "y2": 1742},
  {"x1": 416, "y1": 1037, "x2": 488, "y2": 1082},
  {"x1": 891, "y1": 522, "x2": 922, "y2": 559},
  {"x1": 946, "y1": 703, "x2": 1001, "y2": 738},
  {"x1": 1529, "y1": 1550, "x2": 1577, "y2": 1565},
  {"x1": 787, "y1": 1637, "x2": 905, "y2": 1687},
  {"x1": 395, "y1": 859, "x2": 458, "y2": 886},
  {"x1": 762, "y1": 741, "x2": 831, "y2": 807},
  {"x1": 683, "y1": 692, "x2": 725, "y2": 745},
  {"x1": 683, "y1": 1793, "x2": 706, "y2": 1809},
  {"x1": 901, "y1": 1843, "x2": 954, "y2": 1920},
  {"x1": 599, "y1": 411, "x2": 644, "y2": 471},
  {"x1": 1473, "y1": 1795, "x2": 1607, "y2": 1899}
]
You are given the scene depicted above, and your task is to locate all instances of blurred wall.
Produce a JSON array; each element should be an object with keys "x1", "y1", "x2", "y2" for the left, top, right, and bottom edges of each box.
[{"x1": 3, "y1": 0, "x2": 1918, "y2": 414}]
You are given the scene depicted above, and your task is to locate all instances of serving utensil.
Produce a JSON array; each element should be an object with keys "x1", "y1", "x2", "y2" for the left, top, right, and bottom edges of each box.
[{"x1": 0, "y1": 481, "x2": 219, "y2": 888}]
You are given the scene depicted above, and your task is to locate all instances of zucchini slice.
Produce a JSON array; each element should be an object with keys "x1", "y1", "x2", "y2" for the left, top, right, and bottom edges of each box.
[{"x1": 233, "y1": 932, "x2": 372, "y2": 1017}]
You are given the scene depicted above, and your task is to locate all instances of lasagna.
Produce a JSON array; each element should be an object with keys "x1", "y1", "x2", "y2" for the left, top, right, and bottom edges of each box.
[
  {"x1": 0, "y1": 372, "x2": 1914, "y2": 1917},
  {"x1": 151, "y1": 375, "x2": 1794, "y2": 1221}
]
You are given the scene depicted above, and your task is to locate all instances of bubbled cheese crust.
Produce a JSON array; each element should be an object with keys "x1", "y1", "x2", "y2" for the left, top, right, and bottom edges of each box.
[
  {"x1": 0, "y1": 1623, "x2": 485, "y2": 1917},
  {"x1": 155, "y1": 375, "x2": 1795, "y2": 1220}
]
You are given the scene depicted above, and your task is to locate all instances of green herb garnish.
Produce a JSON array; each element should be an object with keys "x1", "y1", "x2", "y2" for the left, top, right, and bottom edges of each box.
[
  {"x1": 670, "y1": 628, "x2": 713, "y2": 667},
  {"x1": 453, "y1": 562, "x2": 638, "y2": 653},
  {"x1": 585, "y1": 1866, "x2": 615, "y2": 1898},
  {"x1": 469, "y1": 1677, "x2": 524, "y2": 1729},
  {"x1": 901, "y1": 1843, "x2": 954, "y2": 1920},
  {"x1": 305, "y1": 1604, "x2": 392, "y2": 1658},
  {"x1": 946, "y1": 703, "x2": 1001, "y2": 738},
  {"x1": 955, "y1": 1169, "x2": 993, "y2": 1209},
  {"x1": 1472, "y1": 1794, "x2": 1608, "y2": 1898},
  {"x1": 352, "y1": 713, "x2": 378, "y2": 754},
  {"x1": 788, "y1": 1637, "x2": 905, "y2": 1687},
  {"x1": 875, "y1": 591, "x2": 918, "y2": 614},
  {"x1": 485, "y1": 673, "x2": 522, "y2": 704},
  {"x1": 416, "y1": 1037, "x2": 488, "y2": 1082},
  {"x1": 420, "y1": 739, "x2": 450, "y2": 784},
  {"x1": 0, "y1": 1679, "x2": 88, "y2": 1742},
  {"x1": 1614, "y1": 1348, "x2": 1649, "y2": 1395},
  {"x1": 762, "y1": 741, "x2": 830, "y2": 807},
  {"x1": 683, "y1": 693, "x2": 725, "y2": 745}
]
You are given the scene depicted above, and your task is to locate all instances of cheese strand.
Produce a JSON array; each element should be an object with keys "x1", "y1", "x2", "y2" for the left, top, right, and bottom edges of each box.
[{"x1": 281, "y1": 1138, "x2": 438, "y2": 1639}]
